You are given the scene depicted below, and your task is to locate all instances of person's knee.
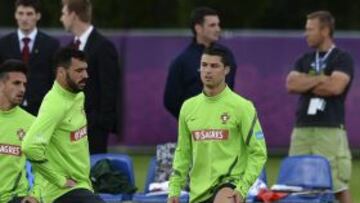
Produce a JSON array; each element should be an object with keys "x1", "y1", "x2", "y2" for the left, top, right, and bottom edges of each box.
[
  {"x1": 335, "y1": 189, "x2": 352, "y2": 203},
  {"x1": 213, "y1": 187, "x2": 236, "y2": 203}
]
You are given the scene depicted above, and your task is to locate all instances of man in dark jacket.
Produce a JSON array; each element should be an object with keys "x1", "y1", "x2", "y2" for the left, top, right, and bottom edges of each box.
[
  {"x1": 0, "y1": 0, "x2": 60, "y2": 115},
  {"x1": 60, "y1": 0, "x2": 120, "y2": 154},
  {"x1": 163, "y1": 7, "x2": 237, "y2": 119}
]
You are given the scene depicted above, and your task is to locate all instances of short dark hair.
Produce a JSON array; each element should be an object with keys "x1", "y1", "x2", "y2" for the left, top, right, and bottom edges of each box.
[
  {"x1": 203, "y1": 46, "x2": 231, "y2": 67},
  {"x1": 190, "y1": 7, "x2": 218, "y2": 36},
  {"x1": 63, "y1": 0, "x2": 92, "y2": 23},
  {"x1": 0, "y1": 59, "x2": 27, "y2": 81},
  {"x1": 15, "y1": 0, "x2": 41, "y2": 13},
  {"x1": 307, "y1": 10, "x2": 335, "y2": 37},
  {"x1": 54, "y1": 47, "x2": 86, "y2": 71}
]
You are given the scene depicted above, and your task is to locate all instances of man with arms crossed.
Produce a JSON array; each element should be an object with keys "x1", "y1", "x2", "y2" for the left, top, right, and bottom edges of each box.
[
  {"x1": 22, "y1": 48, "x2": 104, "y2": 203},
  {"x1": 286, "y1": 11, "x2": 353, "y2": 203},
  {"x1": 0, "y1": 60, "x2": 37, "y2": 203},
  {"x1": 168, "y1": 47, "x2": 267, "y2": 203}
]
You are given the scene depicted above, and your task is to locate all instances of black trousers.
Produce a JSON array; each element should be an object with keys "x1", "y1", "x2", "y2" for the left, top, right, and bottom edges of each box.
[
  {"x1": 54, "y1": 189, "x2": 105, "y2": 203},
  {"x1": 8, "y1": 197, "x2": 24, "y2": 203},
  {"x1": 88, "y1": 126, "x2": 109, "y2": 154}
]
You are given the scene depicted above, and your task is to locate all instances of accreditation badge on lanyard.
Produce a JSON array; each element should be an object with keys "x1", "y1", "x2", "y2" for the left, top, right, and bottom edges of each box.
[{"x1": 307, "y1": 45, "x2": 335, "y2": 115}]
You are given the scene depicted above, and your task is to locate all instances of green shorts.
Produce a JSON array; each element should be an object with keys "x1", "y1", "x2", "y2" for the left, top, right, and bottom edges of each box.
[{"x1": 289, "y1": 127, "x2": 352, "y2": 192}]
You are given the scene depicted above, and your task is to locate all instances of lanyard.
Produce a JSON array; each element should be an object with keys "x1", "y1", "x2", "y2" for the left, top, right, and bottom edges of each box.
[{"x1": 315, "y1": 44, "x2": 335, "y2": 73}]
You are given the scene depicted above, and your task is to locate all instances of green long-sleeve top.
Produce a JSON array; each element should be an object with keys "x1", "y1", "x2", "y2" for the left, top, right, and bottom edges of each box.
[
  {"x1": 169, "y1": 86, "x2": 267, "y2": 203},
  {"x1": 22, "y1": 82, "x2": 92, "y2": 202},
  {"x1": 0, "y1": 107, "x2": 34, "y2": 202}
]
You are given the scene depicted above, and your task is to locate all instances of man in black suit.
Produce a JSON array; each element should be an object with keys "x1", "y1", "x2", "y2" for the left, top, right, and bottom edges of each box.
[
  {"x1": 0, "y1": 0, "x2": 60, "y2": 116},
  {"x1": 60, "y1": 0, "x2": 120, "y2": 154}
]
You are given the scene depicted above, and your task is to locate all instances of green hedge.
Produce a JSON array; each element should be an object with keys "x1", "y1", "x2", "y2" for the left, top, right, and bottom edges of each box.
[{"x1": 1, "y1": 0, "x2": 360, "y2": 30}]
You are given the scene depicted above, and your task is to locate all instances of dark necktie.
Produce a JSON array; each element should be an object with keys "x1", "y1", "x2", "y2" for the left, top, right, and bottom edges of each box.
[
  {"x1": 22, "y1": 37, "x2": 31, "y2": 64},
  {"x1": 73, "y1": 39, "x2": 81, "y2": 50}
]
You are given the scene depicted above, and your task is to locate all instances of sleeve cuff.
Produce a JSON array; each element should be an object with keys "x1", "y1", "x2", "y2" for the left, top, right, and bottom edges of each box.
[
  {"x1": 29, "y1": 190, "x2": 41, "y2": 202},
  {"x1": 57, "y1": 176, "x2": 67, "y2": 188},
  {"x1": 168, "y1": 186, "x2": 181, "y2": 197},
  {"x1": 235, "y1": 182, "x2": 250, "y2": 198}
]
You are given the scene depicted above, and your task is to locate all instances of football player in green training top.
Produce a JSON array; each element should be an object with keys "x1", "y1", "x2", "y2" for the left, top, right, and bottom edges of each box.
[
  {"x1": 168, "y1": 47, "x2": 267, "y2": 203},
  {"x1": 0, "y1": 59, "x2": 38, "y2": 203},
  {"x1": 22, "y1": 48, "x2": 104, "y2": 203}
]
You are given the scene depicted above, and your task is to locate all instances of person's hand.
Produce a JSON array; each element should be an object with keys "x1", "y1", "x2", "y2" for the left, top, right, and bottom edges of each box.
[
  {"x1": 167, "y1": 196, "x2": 179, "y2": 203},
  {"x1": 317, "y1": 74, "x2": 329, "y2": 83},
  {"x1": 21, "y1": 196, "x2": 38, "y2": 203},
  {"x1": 229, "y1": 190, "x2": 244, "y2": 203},
  {"x1": 64, "y1": 179, "x2": 77, "y2": 188}
]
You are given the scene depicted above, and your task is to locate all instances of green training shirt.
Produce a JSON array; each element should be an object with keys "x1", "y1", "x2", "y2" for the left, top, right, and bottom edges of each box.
[
  {"x1": 0, "y1": 106, "x2": 34, "y2": 202},
  {"x1": 22, "y1": 81, "x2": 92, "y2": 202},
  {"x1": 169, "y1": 86, "x2": 267, "y2": 203}
]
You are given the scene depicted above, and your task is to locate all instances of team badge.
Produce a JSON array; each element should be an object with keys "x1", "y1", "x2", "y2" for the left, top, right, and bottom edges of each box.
[
  {"x1": 220, "y1": 112, "x2": 230, "y2": 124},
  {"x1": 17, "y1": 129, "x2": 26, "y2": 141}
]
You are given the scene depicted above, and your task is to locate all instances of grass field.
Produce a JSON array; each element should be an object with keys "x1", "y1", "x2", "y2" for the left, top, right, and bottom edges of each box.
[{"x1": 130, "y1": 155, "x2": 360, "y2": 202}]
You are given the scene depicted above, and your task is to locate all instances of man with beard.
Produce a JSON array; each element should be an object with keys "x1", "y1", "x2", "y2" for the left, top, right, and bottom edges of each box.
[
  {"x1": 60, "y1": 0, "x2": 120, "y2": 154},
  {"x1": 0, "y1": 59, "x2": 38, "y2": 203},
  {"x1": 22, "y1": 48, "x2": 104, "y2": 203}
]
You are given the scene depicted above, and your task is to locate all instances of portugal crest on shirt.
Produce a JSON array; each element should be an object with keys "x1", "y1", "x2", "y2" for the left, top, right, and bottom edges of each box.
[
  {"x1": 220, "y1": 112, "x2": 230, "y2": 124},
  {"x1": 17, "y1": 128, "x2": 26, "y2": 141}
]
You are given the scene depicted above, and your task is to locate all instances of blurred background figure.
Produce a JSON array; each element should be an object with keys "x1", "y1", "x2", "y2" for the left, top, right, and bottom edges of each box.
[
  {"x1": 0, "y1": 0, "x2": 59, "y2": 116},
  {"x1": 286, "y1": 10, "x2": 353, "y2": 203},
  {"x1": 163, "y1": 7, "x2": 237, "y2": 119},
  {"x1": 60, "y1": 0, "x2": 120, "y2": 154}
]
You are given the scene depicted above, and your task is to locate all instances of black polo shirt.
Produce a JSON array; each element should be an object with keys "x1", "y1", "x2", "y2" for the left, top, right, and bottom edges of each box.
[{"x1": 293, "y1": 47, "x2": 354, "y2": 127}]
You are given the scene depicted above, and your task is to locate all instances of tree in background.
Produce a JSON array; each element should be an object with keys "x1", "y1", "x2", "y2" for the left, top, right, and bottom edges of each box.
[{"x1": 1, "y1": 0, "x2": 360, "y2": 30}]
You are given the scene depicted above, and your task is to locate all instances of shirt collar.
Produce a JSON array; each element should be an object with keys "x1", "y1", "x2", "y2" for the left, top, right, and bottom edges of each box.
[
  {"x1": 17, "y1": 28, "x2": 38, "y2": 42},
  {"x1": 53, "y1": 81, "x2": 78, "y2": 98},
  {"x1": 0, "y1": 106, "x2": 19, "y2": 116},
  {"x1": 201, "y1": 85, "x2": 231, "y2": 102},
  {"x1": 191, "y1": 39, "x2": 216, "y2": 50},
  {"x1": 74, "y1": 25, "x2": 94, "y2": 51}
]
